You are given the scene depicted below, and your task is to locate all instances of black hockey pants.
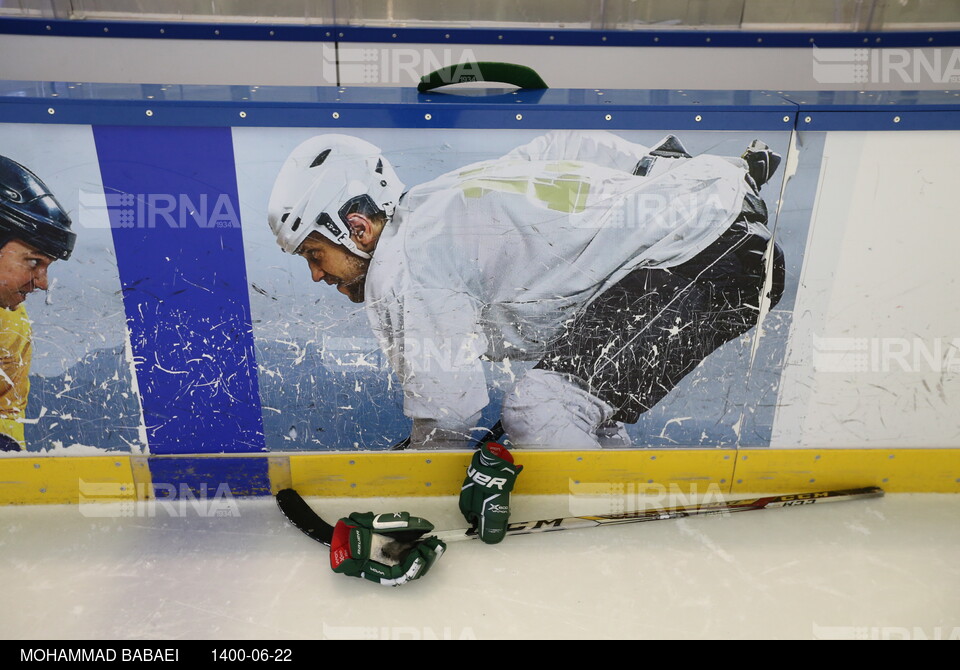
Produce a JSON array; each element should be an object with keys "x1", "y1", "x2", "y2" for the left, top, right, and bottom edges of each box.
[{"x1": 534, "y1": 215, "x2": 786, "y2": 424}]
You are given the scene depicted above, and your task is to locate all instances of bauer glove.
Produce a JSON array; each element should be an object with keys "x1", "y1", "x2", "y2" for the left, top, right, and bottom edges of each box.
[
  {"x1": 329, "y1": 512, "x2": 445, "y2": 586},
  {"x1": 459, "y1": 442, "x2": 523, "y2": 544}
]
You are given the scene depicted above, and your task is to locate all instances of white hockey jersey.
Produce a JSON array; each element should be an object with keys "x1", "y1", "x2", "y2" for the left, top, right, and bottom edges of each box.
[{"x1": 365, "y1": 130, "x2": 754, "y2": 431}]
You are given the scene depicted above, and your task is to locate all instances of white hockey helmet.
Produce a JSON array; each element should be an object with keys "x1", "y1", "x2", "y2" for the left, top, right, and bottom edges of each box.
[{"x1": 268, "y1": 134, "x2": 404, "y2": 258}]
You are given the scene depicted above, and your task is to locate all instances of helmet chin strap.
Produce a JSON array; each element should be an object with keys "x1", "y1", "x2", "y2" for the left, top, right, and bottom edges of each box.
[
  {"x1": 333, "y1": 215, "x2": 373, "y2": 260},
  {"x1": 338, "y1": 207, "x2": 394, "y2": 260},
  {"x1": 340, "y1": 235, "x2": 372, "y2": 260}
]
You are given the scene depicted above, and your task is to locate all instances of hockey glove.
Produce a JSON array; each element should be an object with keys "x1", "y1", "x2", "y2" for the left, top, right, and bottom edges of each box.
[
  {"x1": 330, "y1": 512, "x2": 445, "y2": 586},
  {"x1": 459, "y1": 442, "x2": 523, "y2": 544},
  {"x1": 741, "y1": 139, "x2": 782, "y2": 190}
]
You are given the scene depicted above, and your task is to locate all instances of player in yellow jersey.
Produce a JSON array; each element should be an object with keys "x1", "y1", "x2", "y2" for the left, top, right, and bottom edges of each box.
[{"x1": 0, "y1": 155, "x2": 76, "y2": 450}]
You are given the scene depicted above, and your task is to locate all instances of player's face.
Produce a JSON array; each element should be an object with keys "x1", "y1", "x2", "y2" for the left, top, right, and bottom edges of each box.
[
  {"x1": 0, "y1": 239, "x2": 56, "y2": 311},
  {"x1": 297, "y1": 235, "x2": 370, "y2": 303}
]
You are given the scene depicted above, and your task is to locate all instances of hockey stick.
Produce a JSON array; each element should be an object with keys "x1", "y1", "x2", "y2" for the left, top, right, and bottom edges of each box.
[{"x1": 276, "y1": 486, "x2": 884, "y2": 547}]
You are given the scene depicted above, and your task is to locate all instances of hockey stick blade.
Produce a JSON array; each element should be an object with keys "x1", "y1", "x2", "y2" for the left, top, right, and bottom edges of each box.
[
  {"x1": 276, "y1": 486, "x2": 883, "y2": 547},
  {"x1": 276, "y1": 488, "x2": 336, "y2": 546}
]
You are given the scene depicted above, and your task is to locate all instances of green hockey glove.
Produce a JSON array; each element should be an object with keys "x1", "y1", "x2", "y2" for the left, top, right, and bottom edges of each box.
[
  {"x1": 330, "y1": 512, "x2": 445, "y2": 586},
  {"x1": 459, "y1": 442, "x2": 523, "y2": 544}
]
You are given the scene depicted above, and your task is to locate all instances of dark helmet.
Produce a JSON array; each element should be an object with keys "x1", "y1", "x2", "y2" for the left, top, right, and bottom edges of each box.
[{"x1": 0, "y1": 155, "x2": 76, "y2": 260}]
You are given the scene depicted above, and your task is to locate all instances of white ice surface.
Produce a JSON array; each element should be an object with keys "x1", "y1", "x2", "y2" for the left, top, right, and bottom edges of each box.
[{"x1": 1, "y1": 493, "x2": 958, "y2": 640}]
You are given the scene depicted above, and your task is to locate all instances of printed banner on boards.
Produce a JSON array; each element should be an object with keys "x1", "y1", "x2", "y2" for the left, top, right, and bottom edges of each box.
[
  {"x1": 234, "y1": 128, "x2": 813, "y2": 451},
  {"x1": 0, "y1": 123, "x2": 820, "y2": 455},
  {"x1": 0, "y1": 124, "x2": 145, "y2": 454}
]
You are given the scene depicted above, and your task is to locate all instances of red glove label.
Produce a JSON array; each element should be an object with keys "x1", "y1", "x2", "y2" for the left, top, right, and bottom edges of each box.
[{"x1": 330, "y1": 521, "x2": 355, "y2": 570}]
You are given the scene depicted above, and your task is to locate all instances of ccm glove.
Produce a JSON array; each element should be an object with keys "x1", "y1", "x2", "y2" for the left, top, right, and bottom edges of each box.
[
  {"x1": 329, "y1": 512, "x2": 445, "y2": 586},
  {"x1": 459, "y1": 442, "x2": 523, "y2": 545}
]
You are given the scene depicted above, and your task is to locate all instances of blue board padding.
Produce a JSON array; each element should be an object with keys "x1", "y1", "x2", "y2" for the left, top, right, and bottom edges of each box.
[
  {"x1": 1, "y1": 17, "x2": 959, "y2": 49},
  {"x1": 4, "y1": 81, "x2": 960, "y2": 131},
  {"x1": 0, "y1": 83, "x2": 797, "y2": 131},
  {"x1": 148, "y1": 458, "x2": 271, "y2": 498},
  {"x1": 93, "y1": 125, "x2": 265, "y2": 454},
  {"x1": 796, "y1": 110, "x2": 960, "y2": 131},
  {"x1": 780, "y1": 90, "x2": 960, "y2": 130}
]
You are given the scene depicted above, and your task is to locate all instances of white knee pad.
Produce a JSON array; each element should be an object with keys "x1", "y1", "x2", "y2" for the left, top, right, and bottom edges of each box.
[{"x1": 501, "y1": 370, "x2": 618, "y2": 449}]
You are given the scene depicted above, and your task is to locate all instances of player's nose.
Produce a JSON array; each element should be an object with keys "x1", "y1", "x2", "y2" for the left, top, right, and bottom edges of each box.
[{"x1": 33, "y1": 266, "x2": 49, "y2": 291}]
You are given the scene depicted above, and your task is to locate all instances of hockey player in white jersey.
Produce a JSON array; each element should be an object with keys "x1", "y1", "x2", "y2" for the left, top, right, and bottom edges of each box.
[{"x1": 268, "y1": 130, "x2": 784, "y2": 452}]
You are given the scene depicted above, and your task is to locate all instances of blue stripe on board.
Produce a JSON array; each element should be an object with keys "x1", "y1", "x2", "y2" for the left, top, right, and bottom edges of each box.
[
  {"x1": 0, "y1": 99, "x2": 798, "y2": 131},
  {"x1": 2, "y1": 17, "x2": 959, "y2": 48},
  {"x1": 92, "y1": 125, "x2": 266, "y2": 454},
  {"x1": 148, "y1": 458, "x2": 271, "y2": 499}
]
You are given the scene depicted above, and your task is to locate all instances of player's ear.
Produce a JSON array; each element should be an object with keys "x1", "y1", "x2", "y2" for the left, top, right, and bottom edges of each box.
[{"x1": 345, "y1": 213, "x2": 376, "y2": 247}]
